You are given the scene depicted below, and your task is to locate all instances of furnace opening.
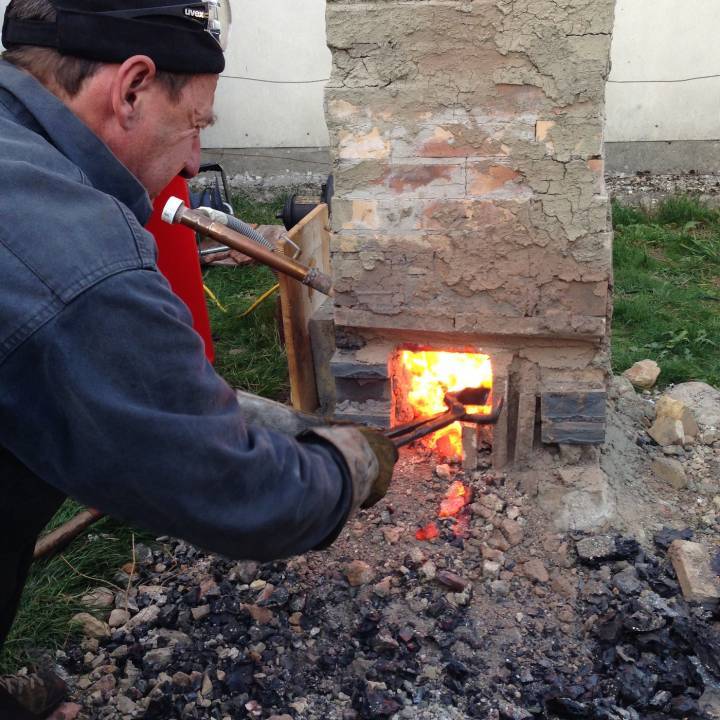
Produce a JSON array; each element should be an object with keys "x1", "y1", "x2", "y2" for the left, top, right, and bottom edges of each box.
[{"x1": 390, "y1": 348, "x2": 494, "y2": 463}]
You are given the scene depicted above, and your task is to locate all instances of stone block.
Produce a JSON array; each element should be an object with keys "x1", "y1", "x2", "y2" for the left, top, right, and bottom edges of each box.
[
  {"x1": 648, "y1": 417, "x2": 685, "y2": 447},
  {"x1": 652, "y1": 457, "x2": 688, "y2": 490},
  {"x1": 668, "y1": 540, "x2": 720, "y2": 604},
  {"x1": 656, "y1": 396, "x2": 699, "y2": 438},
  {"x1": 541, "y1": 391, "x2": 606, "y2": 446},
  {"x1": 623, "y1": 360, "x2": 660, "y2": 389}
]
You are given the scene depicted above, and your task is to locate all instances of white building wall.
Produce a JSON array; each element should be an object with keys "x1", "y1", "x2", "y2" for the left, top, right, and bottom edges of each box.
[
  {"x1": 2, "y1": 0, "x2": 719, "y2": 148},
  {"x1": 0, "y1": 0, "x2": 332, "y2": 149},
  {"x1": 606, "y1": 0, "x2": 720, "y2": 142}
]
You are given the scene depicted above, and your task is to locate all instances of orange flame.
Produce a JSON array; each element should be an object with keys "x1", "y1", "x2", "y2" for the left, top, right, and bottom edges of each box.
[
  {"x1": 394, "y1": 350, "x2": 493, "y2": 458},
  {"x1": 439, "y1": 480, "x2": 472, "y2": 518}
]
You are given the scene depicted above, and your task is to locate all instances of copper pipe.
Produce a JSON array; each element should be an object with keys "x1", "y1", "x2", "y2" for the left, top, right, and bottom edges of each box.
[{"x1": 162, "y1": 198, "x2": 334, "y2": 296}]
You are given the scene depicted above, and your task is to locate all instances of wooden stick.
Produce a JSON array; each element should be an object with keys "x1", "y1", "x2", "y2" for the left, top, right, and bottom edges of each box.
[{"x1": 33, "y1": 508, "x2": 105, "y2": 561}]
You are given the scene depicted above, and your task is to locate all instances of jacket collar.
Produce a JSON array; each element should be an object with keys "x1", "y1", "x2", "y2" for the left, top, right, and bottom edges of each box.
[{"x1": 0, "y1": 60, "x2": 153, "y2": 224}]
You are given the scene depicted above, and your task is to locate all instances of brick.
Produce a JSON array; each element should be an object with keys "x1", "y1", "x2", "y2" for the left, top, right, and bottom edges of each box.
[{"x1": 668, "y1": 540, "x2": 720, "y2": 604}]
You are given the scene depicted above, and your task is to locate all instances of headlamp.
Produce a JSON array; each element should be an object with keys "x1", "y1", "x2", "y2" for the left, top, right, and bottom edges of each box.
[
  {"x1": 1, "y1": 1, "x2": 229, "y2": 74},
  {"x1": 100, "y1": 2, "x2": 232, "y2": 52}
]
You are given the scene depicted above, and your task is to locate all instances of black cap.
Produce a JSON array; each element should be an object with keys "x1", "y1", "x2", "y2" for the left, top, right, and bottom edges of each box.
[{"x1": 2, "y1": 1, "x2": 226, "y2": 74}]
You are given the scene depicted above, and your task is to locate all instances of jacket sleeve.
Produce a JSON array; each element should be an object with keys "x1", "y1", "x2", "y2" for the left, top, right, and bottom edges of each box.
[{"x1": 0, "y1": 268, "x2": 353, "y2": 561}]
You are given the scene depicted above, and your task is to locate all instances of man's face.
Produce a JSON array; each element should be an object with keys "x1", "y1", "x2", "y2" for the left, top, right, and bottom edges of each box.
[{"x1": 123, "y1": 74, "x2": 218, "y2": 199}]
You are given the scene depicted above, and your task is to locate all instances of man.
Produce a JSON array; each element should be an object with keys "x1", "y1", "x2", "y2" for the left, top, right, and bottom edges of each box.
[{"x1": 0, "y1": 1, "x2": 398, "y2": 717}]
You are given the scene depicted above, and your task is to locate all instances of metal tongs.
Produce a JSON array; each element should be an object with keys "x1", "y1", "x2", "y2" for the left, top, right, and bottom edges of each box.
[{"x1": 384, "y1": 387, "x2": 505, "y2": 448}]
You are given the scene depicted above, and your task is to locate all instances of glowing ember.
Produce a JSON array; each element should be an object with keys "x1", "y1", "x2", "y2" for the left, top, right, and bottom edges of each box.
[
  {"x1": 394, "y1": 349, "x2": 493, "y2": 458},
  {"x1": 415, "y1": 522, "x2": 439, "y2": 541},
  {"x1": 439, "y1": 481, "x2": 472, "y2": 518}
]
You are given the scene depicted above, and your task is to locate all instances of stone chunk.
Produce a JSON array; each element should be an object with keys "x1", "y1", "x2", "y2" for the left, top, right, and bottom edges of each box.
[
  {"x1": 436, "y1": 570, "x2": 470, "y2": 592},
  {"x1": 501, "y1": 519, "x2": 524, "y2": 547},
  {"x1": 575, "y1": 535, "x2": 617, "y2": 564},
  {"x1": 521, "y1": 559, "x2": 549, "y2": 583},
  {"x1": 108, "y1": 609, "x2": 130, "y2": 628},
  {"x1": 70, "y1": 613, "x2": 110, "y2": 639},
  {"x1": 666, "y1": 382, "x2": 720, "y2": 429},
  {"x1": 648, "y1": 417, "x2": 685, "y2": 447},
  {"x1": 656, "y1": 396, "x2": 699, "y2": 438},
  {"x1": 652, "y1": 457, "x2": 688, "y2": 490},
  {"x1": 81, "y1": 587, "x2": 115, "y2": 610},
  {"x1": 623, "y1": 360, "x2": 660, "y2": 389},
  {"x1": 123, "y1": 604, "x2": 160, "y2": 632},
  {"x1": 668, "y1": 540, "x2": 720, "y2": 604},
  {"x1": 344, "y1": 560, "x2": 374, "y2": 587}
]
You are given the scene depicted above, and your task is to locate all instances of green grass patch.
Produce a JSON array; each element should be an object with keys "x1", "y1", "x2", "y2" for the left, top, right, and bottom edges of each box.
[
  {"x1": 1, "y1": 502, "x2": 151, "y2": 673},
  {"x1": 1, "y1": 194, "x2": 289, "y2": 673},
  {"x1": 612, "y1": 196, "x2": 720, "y2": 386}
]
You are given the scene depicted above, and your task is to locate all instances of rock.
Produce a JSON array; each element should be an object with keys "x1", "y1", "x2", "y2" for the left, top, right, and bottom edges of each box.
[
  {"x1": 435, "y1": 463, "x2": 452, "y2": 480},
  {"x1": 232, "y1": 560, "x2": 259, "y2": 584},
  {"x1": 373, "y1": 577, "x2": 393, "y2": 598},
  {"x1": 117, "y1": 695, "x2": 139, "y2": 716},
  {"x1": 521, "y1": 559, "x2": 549, "y2": 583},
  {"x1": 144, "y1": 647, "x2": 174, "y2": 670},
  {"x1": 652, "y1": 456, "x2": 688, "y2": 490},
  {"x1": 623, "y1": 359, "x2": 660, "y2": 389},
  {"x1": 243, "y1": 604, "x2": 274, "y2": 625},
  {"x1": 123, "y1": 604, "x2": 160, "y2": 632},
  {"x1": 612, "y1": 567, "x2": 643, "y2": 595},
  {"x1": 699, "y1": 687, "x2": 720, "y2": 719},
  {"x1": 149, "y1": 629, "x2": 192, "y2": 648},
  {"x1": 81, "y1": 587, "x2": 115, "y2": 610},
  {"x1": 654, "y1": 526, "x2": 693, "y2": 550},
  {"x1": 133, "y1": 543, "x2": 153, "y2": 565},
  {"x1": 70, "y1": 613, "x2": 110, "y2": 639},
  {"x1": 108, "y1": 609, "x2": 130, "y2": 628},
  {"x1": 648, "y1": 417, "x2": 686, "y2": 447},
  {"x1": 483, "y1": 560, "x2": 501, "y2": 579},
  {"x1": 538, "y1": 466, "x2": 617, "y2": 532},
  {"x1": 191, "y1": 604, "x2": 210, "y2": 621},
  {"x1": 436, "y1": 571, "x2": 469, "y2": 592},
  {"x1": 490, "y1": 580, "x2": 510, "y2": 597},
  {"x1": 656, "y1": 396, "x2": 699, "y2": 438},
  {"x1": 500, "y1": 519, "x2": 524, "y2": 547},
  {"x1": 419, "y1": 560, "x2": 437, "y2": 581},
  {"x1": 668, "y1": 539, "x2": 720, "y2": 604},
  {"x1": 344, "y1": 560, "x2": 374, "y2": 587},
  {"x1": 382, "y1": 526, "x2": 402, "y2": 544},
  {"x1": 667, "y1": 382, "x2": 720, "y2": 429},
  {"x1": 498, "y1": 700, "x2": 533, "y2": 719},
  {"x1": 576, "y1": 535, "x2": 617, "y2": 564}
]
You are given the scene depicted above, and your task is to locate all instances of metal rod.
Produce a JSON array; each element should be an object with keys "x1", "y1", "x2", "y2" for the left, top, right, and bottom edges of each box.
[{"x1": 162, "y1": 198, "x2": 334, "y2": 296}]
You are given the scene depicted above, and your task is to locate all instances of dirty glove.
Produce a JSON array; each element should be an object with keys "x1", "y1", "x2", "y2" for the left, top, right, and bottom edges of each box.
[
  {"x1": 235, "y1": 390, "x2": 327, "y2": 436},
  {"x1": 306, "y1": 427, "x2": 399, "y2": 510}
]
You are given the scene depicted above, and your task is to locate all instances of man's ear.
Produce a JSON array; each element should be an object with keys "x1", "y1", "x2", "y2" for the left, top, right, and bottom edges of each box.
[{"x1": 111, "y1": 55, "x2": 157, "y2": 130}]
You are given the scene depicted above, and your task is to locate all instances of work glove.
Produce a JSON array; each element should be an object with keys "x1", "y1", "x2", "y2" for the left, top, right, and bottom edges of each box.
[
  {"x1": 307, "y1": 426, "x2": 399, "y2": 510},
  {"x1": 235, "y1": 392, "x2": 399, "y2": 509}
]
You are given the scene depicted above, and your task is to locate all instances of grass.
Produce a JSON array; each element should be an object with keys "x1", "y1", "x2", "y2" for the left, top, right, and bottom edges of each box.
[
  {"x1": 1, "y1": 193, "x2": 288, "y2": 673},
  {"x1": 612, "y1": 196, "x2": 720, "y2": 386}
]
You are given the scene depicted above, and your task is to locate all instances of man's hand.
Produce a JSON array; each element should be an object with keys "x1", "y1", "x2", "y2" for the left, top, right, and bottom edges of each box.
[
  {"x1": 356, "y1": 428, "x2": 399, "y2": 508},
  {"x1": 306, "y1": 427, "x2": 399, "y2": 511}
]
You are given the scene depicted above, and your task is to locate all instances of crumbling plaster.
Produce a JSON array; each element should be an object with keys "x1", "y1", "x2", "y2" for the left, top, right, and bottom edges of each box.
[{"x1": 325, "y1": 0, "x2": 616, "y2": 406}]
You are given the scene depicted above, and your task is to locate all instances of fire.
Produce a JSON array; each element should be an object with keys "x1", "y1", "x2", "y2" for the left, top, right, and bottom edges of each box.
[
  {"x1": 439, "y1": 480, "x2": 472, "y2": 517},
  {"x1": 394, "y1": 349, "x2": 493, "y2": 458}
]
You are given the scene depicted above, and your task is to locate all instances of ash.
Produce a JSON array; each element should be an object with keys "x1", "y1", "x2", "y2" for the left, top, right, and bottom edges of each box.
[{"x1": 54, "y1": 380, "x2": 720, "y2": 720}]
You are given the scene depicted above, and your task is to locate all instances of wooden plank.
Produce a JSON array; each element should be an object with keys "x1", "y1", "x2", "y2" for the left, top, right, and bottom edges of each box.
[{"x1": 278, "y1": 204, "x2": 331, "y2": 412}]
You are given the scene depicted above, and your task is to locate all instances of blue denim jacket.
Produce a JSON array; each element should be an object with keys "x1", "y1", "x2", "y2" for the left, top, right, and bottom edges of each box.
[{"x1": 0, "y1": 60, "x2": 352, "y2": 560}]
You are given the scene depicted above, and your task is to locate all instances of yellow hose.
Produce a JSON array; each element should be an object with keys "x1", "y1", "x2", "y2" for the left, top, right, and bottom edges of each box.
[
  {"x1": 203, "y1": 284, "x2": 228, "y2": 313},
  {"x1": 242, "y1": 284, "x2": 280, "y2": 317}
]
